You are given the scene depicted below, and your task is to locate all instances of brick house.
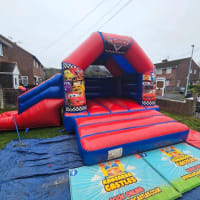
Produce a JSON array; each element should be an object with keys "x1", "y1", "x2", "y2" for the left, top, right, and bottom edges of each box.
[
  {"x1": 0, "y1": 34, "x2": 45, "y2": 88},
  {"x1": 155, "y1": 57, "x2": 200, "y2": 88}
]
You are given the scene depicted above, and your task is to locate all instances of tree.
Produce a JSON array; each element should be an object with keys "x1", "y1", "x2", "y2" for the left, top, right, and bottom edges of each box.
[{"x1": 191, "y1": 84, "x2": 200, "y2": 95}]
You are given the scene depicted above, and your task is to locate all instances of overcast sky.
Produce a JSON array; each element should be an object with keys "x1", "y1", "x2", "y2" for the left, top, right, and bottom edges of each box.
[{"x1": 1, "y1": 0, "x2": 200, "y2": 68}]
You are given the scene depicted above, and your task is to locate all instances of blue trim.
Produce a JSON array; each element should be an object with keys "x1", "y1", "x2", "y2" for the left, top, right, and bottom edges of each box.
[
  {"x1": 80, "y1": 120, "x2": 177, "y2": 139},
  {"x1": 129, "y1": 39, "x2": 134, "y2": 48},
  {"x1": 98, "y1": 32, "x2": 105, "y2": 49},
  {"x1": 79, "y1": 114, "x2": 164, "y2": 128},
  {"x1": 112, "y1": 55, "x2": 136, "y2": 74}
]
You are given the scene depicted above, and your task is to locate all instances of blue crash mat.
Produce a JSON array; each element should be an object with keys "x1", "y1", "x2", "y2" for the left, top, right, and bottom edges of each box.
[{"x1": 0, "y1": 135, "x2": 199, "y2": 200}]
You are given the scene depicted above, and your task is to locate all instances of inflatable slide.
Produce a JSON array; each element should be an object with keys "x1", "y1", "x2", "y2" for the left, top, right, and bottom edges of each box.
[
  {"x1": 0, "y1": 32, "x2": 200, "y2": 166},
  {"x1": 0, "y1": 74, "x2": 64, "y2": 131}
]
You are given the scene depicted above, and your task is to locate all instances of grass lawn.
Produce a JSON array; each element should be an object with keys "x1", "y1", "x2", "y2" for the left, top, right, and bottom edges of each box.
[
  {"x1": 0, "y1": 126, "x2": 67, "y2": 149},
  {"x1": 161, "y1": 111, "x2": 200, "y2": 132},
  {"x1": 0, "y1": 109, "x2": 199, "y2": 150}
]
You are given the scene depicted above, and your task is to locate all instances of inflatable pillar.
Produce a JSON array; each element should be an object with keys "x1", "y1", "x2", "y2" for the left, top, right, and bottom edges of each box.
[
  {"x1": 142, "y1": 68, "x2": 156, "y2": 106},
  {"x1": 62, "y1": 63, "x2": 87, "y2": 112}
]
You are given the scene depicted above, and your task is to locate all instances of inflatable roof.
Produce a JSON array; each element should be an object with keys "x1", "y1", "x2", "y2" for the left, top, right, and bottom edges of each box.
[{"x1": 62, "y1": 32, "x2": 154, "y2": 76}]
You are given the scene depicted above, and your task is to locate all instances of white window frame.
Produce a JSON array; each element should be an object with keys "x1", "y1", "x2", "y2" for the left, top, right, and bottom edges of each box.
[
  {"x1": 166, "y1": 68, "x2": 172, "y2": 74},
  {"x1": 21, "y1": 76, "x2": 29, "y2": 86},
  {"x1": 0, "y1": 43, "x2": 3, "y2": 56},
  {"x1": 156, "y1": 69, "x2": 162, "y2": 74},
  {"x1": 177, "y1": 80, "x2": 181, "y2": 87},
  {"x1": 194, "y1": 69, "x2": 197, "y2": 74}
]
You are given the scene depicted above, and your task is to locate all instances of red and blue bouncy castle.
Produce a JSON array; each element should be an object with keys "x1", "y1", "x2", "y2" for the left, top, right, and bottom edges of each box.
[
  {"x1": 0, "y1": 32, "x2": 191, "y2": 165},
  {"x1": 62, "y1": 32, "x2": 189, "y2": 165}
]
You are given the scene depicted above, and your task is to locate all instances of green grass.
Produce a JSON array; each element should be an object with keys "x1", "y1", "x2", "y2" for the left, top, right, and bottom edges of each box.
[
  {"x1": 0, "y1": 109, "x2": 200, "y2": 150},
  {"x1": 161, "y1": 111, "x2": 200, "y2": 132},
  {"x1": 0, "y1": 126, "x2": 67, "y2": 149},
  {"x1": 0, "y1": 107, "x2": 17, "y2": 114}
]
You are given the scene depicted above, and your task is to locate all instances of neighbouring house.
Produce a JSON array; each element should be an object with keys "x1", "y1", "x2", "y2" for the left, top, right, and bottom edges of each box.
[
  {"x1": 0, "y1": 34, "x2": 45, "y2": 88},
  {"x1": 0, "y1": 61, "x2": 20, "y2": 89},
  {"x1": 154, "y1": 57, "x2": 200, "y2": 89}
]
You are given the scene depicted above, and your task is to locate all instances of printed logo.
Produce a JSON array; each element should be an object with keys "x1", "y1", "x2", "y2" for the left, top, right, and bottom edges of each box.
[
  {"x1": 104, "y1": 36, "x2": 131, "y2": 54},
  {"x1": 99, "y1": 160, "x2": 137, "y2": 192},
  {"x1": 161, "y1": 146, "x2": 197, "y2": 166}
]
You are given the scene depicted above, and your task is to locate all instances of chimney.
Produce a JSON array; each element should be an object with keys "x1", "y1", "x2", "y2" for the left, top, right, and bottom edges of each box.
[{"x1": 162, "y1": 59, "x2": 168, "y2": 63}]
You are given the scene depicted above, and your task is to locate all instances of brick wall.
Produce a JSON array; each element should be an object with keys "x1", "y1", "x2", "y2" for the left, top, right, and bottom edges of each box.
[
  {"x1": 175, "y1": 59, "x2": 200, "y2": 87},
  {"x1": 1, "y1": 88, "x2": 22, "y2": 108},
  {"x1": 156, "y1": 97, "x2": 194, "y2": 116}
]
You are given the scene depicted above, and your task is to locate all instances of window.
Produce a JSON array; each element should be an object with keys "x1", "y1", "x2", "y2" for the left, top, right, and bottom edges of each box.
[
  {"x1": 156, "y1": 69, "x2": 162, "y2": 74},
  {"x1": 39, "y1": 77, "x2": 43, "y2": 83},
  {"x1": 0, "y1": 43, "x2": 3, "y2": 56},
  {"x1": 190, "y1": 69, "x2": 192, "y2": 74},
  {"x1": 21, "y1": 76, "x2": 28, "y2": 86},
  {"x1": 165, "y1": 80, "x2": 170, "y2": 86},
  {"x1": 194, "y1": 69, "x2": 197, "y2": 74},
  {"x1": 166, "y1": 68, "x2": 172, "y2": 74}
]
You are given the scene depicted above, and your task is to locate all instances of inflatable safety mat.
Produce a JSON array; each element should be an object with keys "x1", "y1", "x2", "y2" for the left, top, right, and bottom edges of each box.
[
  {"x1": 74, "y1": 110, "x2": 189, "y2": 165},
  {"x1": 69, "y1": 154, "x2": 181, "y2": 200},
  {"x1": 143, "y1": 143, "x2": 200, "y2": 193}
]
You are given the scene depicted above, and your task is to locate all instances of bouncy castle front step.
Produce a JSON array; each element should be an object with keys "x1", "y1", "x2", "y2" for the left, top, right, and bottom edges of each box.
[{"x1": 74, "y1": 110, "x2": 189, "y2": 165}]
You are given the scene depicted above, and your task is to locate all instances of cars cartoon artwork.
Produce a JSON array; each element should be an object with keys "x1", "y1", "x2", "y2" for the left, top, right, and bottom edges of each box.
[
  {"x1": 63, "y1": 63, "x2": 87, "y2": 112},
  {"x1": 142, "y1": 69, "x2": 156, "y2": 105},
  {"x1": 64, "y1": 69, "x2": 75, "y2": 81},
  {"x1": 64, "y1": 81, "x2": 71, "y2": 93},
  {"x1": 66, "y1": 92, "x2": 86, "y2": 107}
]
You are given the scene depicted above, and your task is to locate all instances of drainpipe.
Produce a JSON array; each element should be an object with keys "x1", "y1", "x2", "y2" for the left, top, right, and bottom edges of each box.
[{"x1": 185, "y1": 44, "x2": 195, "y2": 97}]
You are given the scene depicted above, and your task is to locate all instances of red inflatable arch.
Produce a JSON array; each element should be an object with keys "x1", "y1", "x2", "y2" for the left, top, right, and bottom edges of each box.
[{"x1": 63, "y1": 32, "x2": 154, "y2": 74}]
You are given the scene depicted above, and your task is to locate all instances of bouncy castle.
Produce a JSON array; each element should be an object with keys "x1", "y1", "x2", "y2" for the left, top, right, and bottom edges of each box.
[{"x1": 0, "y1": 32, "x2": 196, "y2": 165}]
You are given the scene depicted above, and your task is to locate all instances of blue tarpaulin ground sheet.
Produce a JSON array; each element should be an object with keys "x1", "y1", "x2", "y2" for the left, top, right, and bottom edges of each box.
[{"x1": 0, "y1": 134, "x2": 199, "y2": 200}]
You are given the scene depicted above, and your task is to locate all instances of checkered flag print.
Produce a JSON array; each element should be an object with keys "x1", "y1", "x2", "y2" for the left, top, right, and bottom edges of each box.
[
  {"x1": 66, "y1": 105, "x2": 87, "y2": 113},
  {"x1": 63, "y1": 63, "x2": 78, "y2": 70},
  {"x1": 142, "y1": 101, "x2": 155, "y2": 106}
]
